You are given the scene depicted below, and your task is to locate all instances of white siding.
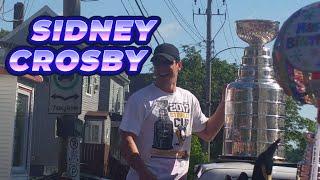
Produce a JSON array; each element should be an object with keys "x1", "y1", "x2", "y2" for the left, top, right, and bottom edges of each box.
[
  {"x1": 0, "y1": 75, "x2": 17, "y2": 179},
  {"x1": 78, "y1": 75, "x2": 100, "y2": 121},
  {"x1": 104, "y1": 116, "x2": 111, "y2": 145},
  {"x1": 98, "y1": 75, "x2": 129, "y2": 114},
  {"x1": 109, "y1": 79, "x2": 124, "y2": 114}
]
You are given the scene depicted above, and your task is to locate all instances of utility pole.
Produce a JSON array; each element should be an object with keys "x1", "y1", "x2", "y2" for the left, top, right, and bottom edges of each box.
[
  {"x1": 205, "y1": 0, "x2": 213, "y2": 161},
  {"x1": 63, "y1": 0, "x2": 80, "y2": 17},
  {"x1": 57, "y1": 1, "x2": 82, "y2": 179},
  {"x1": 13, "y1": 2, "x2": 24, "y2": 29},
  {"x1": 194, "y1": 0, "x2": 225, "y2": 161}
]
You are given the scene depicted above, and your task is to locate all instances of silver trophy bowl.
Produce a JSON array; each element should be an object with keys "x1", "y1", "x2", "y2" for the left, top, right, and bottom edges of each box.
[
  {"x1": 236, "y1": 20, "x2": 279, "y2": 46},
  {"x1": 223, "y1": 19, "x2": 285, "y2": 160}
]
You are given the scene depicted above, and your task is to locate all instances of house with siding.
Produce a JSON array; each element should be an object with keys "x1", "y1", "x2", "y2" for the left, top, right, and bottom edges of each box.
[
  {"x1": 99, "y1": 74, "x2": 130, "y2": 115},
  {"x1": 0, "y1": 5, "x2": 55, "y2": 180},
  {"x1": 0, "y1": 72, "x2": 42, "y2": 179},
  {"x1": 0, "y1": 5, "x2": 131, "y2": 178},
  {"x1": 80, "y1": 72, "x2": 130, "y2": 179}
]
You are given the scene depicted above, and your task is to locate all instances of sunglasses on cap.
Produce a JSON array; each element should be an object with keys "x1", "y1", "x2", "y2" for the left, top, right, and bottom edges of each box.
[{"x1": 152, "y1": 60, "x2": 175, "y2": 66}]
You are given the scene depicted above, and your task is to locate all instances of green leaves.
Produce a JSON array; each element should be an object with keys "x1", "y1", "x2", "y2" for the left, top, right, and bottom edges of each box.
[
  {"x1": 0, "y1": 29, "x2": 9, "y2": 39},
  {"x1": 284, "y1": 96, "x2": 316, "y2": 163},
  {"x1": 178, "y1": 46, "x2": 206, "y2": 107},
  {"x1": 178, "y1": 45, "x2": 238, "y2": 110},
  {"x1": 180, "y1": 45, "x2": 238, "y2": 178},
  {"x1": 188, "y1": 135, "x2": 209, "y2": 180}
]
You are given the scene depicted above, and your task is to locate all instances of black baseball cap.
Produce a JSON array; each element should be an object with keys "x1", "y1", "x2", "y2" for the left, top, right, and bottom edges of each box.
[{"x1": 151, "y1": 43, "x2": 180, "y2": 63}]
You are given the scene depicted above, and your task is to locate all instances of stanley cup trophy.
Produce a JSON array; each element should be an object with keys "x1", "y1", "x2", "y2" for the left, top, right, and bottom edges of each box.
[{"x1": 222, "y1": 20, "x2": 286, "y2": 160}]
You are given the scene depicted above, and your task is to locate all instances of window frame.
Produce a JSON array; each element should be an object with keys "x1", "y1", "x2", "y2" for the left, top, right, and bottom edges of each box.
[
  {"x1": 85, "y1": 76, "x2": 93, "y2": 96},
  {"x1": 11, "y1": 84, "x2": 33, "y2": 175},
  {"x1": 84, "y1": 121, "x2": 102, "y2": 144}
]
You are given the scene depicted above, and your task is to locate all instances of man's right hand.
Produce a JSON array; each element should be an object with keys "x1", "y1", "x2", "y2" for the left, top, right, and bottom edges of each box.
[{"x1": 120, "y1": 130, "x2": 157, "y2": 180}]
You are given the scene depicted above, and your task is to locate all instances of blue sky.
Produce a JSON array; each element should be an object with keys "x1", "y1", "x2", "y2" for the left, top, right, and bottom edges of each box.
[{"x1": 0, "y1": 0, "x2": 318, "y2": 120}]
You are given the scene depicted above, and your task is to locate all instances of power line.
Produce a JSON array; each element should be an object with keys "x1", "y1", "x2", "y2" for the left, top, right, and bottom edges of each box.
[
  {"x1": 212, "y1": 0, "x2": 238, "y2": 63},
  {"x1": 214, "y1": 0, "x2": 221, "y2": 9},
  {"x1": 162, "y1": 0, "x2": 199, "y2": 43},
  {"x1": 0, "y1": 0, "x2": 10, "y2": 22},
  {"x1": 0, "y1": 0, "x2": 20, "y2": 22},
  {"x1": 0, "y1": 0, "x2": 30, "y2": 22},
  {"x1": 169, "y1": 0, "x2": 204, "y2": 40},
  {"x1": 125, "y1": 0, "x2": 157, "y2": 67},
  {"x1": 212, "y1": 12, "x2": 225, "y2": 42},
  {"x1": 133, "y1": 0, "x2": 160, "y2": 45},
  {"x1": 191, "y1": 1, "x2": 207, "y2": 55},
  {"x1": 25, "y1": 0, "x2": 35, "y2": 17},
  {"x1": 168, "y1": 0, "x2": 204, "y2": 40},
  {"x1": 139, "y1": 0, "x2": 148, "y2": 15},
  {"x1": 121, "y1": 0, "x2": 130, "y2": 15},
  {"x1": 193, "y1": 0, "x2": 206, "y2": 24},
  {"x1": 1, "y1": 0, "x2": 21, "y2": 59},
  {"x1": 138, "y1": 0, "x2": 165, "y2": 43},
  {"x1": 212, "y1": 46, "x2": 244, "y2": 62},
  {"x1": 199, "y1": 0, "x2": 206, "y2": 22},
  {"x1": 127, "y1": 0, "x2": 137, "y2": 15},
  {"x1": 180, "y1": 41, "x2": 204, "y2": 49},
  {"x1": 0, "y1": 0, "x2": 13, "y2": 15},
  {"x1": 123, "y1": 0, "x2": 154, "y2": 47},
  {"x1": 0, "y1": 7, "x2": 13, "y2": 15},
  {"x1": 225, "y1": 1, "x2": 240, "y2": 61},
  {"x1": 142, "y1": 63, "x2": 154, "y2": 73},
  {"x1": 0, "y1": 0, "x2": 3, "y2": 12},
  {"x1": 216, "y1": 6, "x2": 238, "y2": 63},
  {"x1": 21, "y1": 0, "x2": 31, "y2": 22}
]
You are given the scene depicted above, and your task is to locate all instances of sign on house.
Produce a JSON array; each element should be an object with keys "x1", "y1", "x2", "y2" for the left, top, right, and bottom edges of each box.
[{"x1": 49, "y1": 74, "x2": 83, "y2": 114}]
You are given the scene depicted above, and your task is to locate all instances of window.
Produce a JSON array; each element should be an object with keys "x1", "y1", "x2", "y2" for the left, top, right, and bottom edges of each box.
[
  {"x1": 86, "y1": 76, "x2": 93, "y2": 95},
  {"x1": 12, "y1": 86, "x2": 32, "y2": 174},
  {"x1": 84, "y1": 122, "x2": 101, "y2": 144},
  {"x1": 91, "y1": 125, "x2": 99, "y2": 142},
  {"x1": 110, "y1": 81, "x2": 123, "y2": 113},
  {"x1": 115, "y1": 87, "x2": 123, "y2": 113}
]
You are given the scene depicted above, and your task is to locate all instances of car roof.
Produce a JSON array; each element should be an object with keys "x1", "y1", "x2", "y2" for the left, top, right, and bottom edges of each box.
[{"x1": 196, "y1": 162, "x2": 297, "y2": 180}]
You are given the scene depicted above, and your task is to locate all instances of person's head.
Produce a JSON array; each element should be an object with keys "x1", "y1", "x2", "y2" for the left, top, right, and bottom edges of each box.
[{"x1": 151, "y1": 43, "x2": 182, "y2": 89}]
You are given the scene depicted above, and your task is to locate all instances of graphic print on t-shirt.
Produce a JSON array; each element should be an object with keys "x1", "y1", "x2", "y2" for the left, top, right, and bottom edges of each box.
[
  {"x1": 151, "y1": 99, "x2": 190, "y2": 159},
  {"x1": 152, "y1": 100, "x2": 174, "y2": 150},
  {"x1": 168, "y1": 102, "x2": 190, "y2": 146}
]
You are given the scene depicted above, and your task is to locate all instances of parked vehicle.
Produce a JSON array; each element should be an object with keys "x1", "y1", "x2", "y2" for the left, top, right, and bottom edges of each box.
[{"x1": 195, "y1": 160, "x2": 297, "y2": 180}]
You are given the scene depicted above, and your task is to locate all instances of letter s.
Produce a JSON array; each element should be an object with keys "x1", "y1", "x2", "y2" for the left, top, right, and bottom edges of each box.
[{"x1": 31, "y1": 19, "x2": 52, "y2": 42}]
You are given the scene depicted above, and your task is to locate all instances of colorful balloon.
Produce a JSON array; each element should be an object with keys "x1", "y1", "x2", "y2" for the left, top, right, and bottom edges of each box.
[{"x1": 273, "y1": 2, "x2": 320, "y2": 106}]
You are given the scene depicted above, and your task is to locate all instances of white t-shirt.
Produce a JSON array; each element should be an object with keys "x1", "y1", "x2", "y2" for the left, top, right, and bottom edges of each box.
[{"x1": 119, "y1": 83, "x2": 208, "y2": 180}]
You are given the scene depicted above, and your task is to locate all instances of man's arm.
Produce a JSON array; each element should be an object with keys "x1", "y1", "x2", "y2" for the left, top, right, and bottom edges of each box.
[
  {"x1": 195, "y1": 101, "x2": 225, "y2": 142},
  {"x1": 120, "y1": 130, "x2": 156, "y2": 180}
]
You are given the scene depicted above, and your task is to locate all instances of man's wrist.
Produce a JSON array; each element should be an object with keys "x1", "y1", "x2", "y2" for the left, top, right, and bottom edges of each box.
[{"x1": 129, "y1": 153, "x2": 147, "y2": 173}]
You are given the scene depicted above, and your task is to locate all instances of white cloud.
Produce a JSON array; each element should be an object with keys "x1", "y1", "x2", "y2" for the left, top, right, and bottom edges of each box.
[{"x1": 157, "y1": 21, "x2": 182, "y2": 40}]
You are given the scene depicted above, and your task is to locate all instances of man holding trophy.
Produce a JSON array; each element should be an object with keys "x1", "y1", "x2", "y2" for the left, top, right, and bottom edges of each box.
[{"x1": 119, "y1": 43, "x2": 225, "y2": 180}]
